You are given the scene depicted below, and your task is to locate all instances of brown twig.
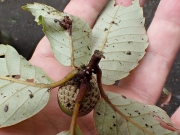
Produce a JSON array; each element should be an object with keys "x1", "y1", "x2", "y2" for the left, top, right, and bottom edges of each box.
[
  {"x1": 69, "y1": 50, "x2": 104, "y2": 135},
  {"x1": 70, "y1": 82, "x2": 88, "y2": 135}
]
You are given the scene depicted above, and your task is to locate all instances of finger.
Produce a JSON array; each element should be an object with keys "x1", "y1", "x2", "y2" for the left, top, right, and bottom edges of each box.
[
  {"x1": 171, "y1": 107, "x2": 180, "y2": 128},
  {"x1": 116, "y1": 0, "x2": 180, "y2": 104},
  {"x1": 116, "y1": 0, "x2": 145, "y2": 6},
  {"x1": 64, "y1": 0, "x2": 108, "y2": 28}
]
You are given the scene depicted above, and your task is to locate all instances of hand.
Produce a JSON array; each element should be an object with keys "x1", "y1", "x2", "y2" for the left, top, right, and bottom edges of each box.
[{"x1": 1, "y1": 0, "x2": 180, "y2": 135}]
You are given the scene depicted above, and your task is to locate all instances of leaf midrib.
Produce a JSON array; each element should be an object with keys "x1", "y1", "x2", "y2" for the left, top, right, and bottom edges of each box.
[{"x1": 99, "y1": 6, "x2": 120, "y2": 51}]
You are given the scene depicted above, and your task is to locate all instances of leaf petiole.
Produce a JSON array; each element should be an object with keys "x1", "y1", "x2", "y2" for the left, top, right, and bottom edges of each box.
[
  {"x1": 0, "y1": 69, "x2": 78, "y2": 89},
  {"x1": 70, "y1": 82, "x2": 87, "y2": 135}
]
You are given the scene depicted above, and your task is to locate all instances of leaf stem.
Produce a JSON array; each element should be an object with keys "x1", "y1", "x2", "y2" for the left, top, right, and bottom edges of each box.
[
  {"x1": 70, "y1": 36, "x2": 75, "y2": 69},
  {"x1": 99, "y1": 6, "x2": 119, "y2": 51},
  {"x1": 96, "y1": 67, "x2": 154, "y2": 135},
  {"x1": 0, "y1": 69, "x2": 78, "y2": 88},
  {"x1": 70, "y1": 82, "x2": 87, "y2": 135},
  {"x1": 70, "y1": 103, "x2": 80, "y2": 135}
]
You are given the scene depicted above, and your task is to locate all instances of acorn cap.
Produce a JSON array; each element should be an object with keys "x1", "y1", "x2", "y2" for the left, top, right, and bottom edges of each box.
[{"x1": 57, "y1": 78, "x2": 100, "y2": 117}]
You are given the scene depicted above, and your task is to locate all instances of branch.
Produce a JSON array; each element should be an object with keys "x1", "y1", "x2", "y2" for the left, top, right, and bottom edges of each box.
[{"x1": 70, "y1": 81, "x2": 88, "y2": 135}]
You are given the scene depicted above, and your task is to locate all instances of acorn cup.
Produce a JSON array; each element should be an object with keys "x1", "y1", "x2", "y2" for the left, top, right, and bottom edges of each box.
[{"x1": 58, "y1": 77, "x2": 100, "y2": 117}]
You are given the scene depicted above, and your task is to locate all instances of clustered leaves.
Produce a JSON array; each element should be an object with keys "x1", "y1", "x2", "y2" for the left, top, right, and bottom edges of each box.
[{"x1": 0, "y1": 0, "x2": 179, "y2": 135}]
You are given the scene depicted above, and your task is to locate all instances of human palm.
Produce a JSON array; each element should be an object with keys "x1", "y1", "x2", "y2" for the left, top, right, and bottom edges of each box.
[{"x1": 1, "y1": 0, "x2": 180, "y2": 134}]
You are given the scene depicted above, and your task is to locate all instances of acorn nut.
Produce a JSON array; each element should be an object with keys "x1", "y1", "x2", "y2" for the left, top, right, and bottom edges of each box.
[{"x1": 57, "y1": 78, "x2": 100, "y2": 117}]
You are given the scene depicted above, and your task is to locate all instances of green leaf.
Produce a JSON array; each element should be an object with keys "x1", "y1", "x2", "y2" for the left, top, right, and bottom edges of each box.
[
  {"x1": 94, "y1": 91, "x2": 179, "y2": 135},
  {"x1": 57, "y1": 125, "x2": 83, "y2": 135},
  {"x1": 92, "y1": 0, "x2": 148, "y2": 85},
  {"x1": 23, "y1": 3, "x2": 92, "y2": 67},
  {"x1": 0, "y1": 44, "x2": 54, "y2": 127}
]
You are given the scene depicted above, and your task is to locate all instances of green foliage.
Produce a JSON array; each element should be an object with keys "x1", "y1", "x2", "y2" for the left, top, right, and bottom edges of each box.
[
  {"x1": 0, "y1": 45, "x2": 54, "y2": 127},
  {"x1": 94, "y1": 92, "x2": 179, "y2": 135},
  {"x1": 22, "y1": 3, "x2": 92, "y2": 67},
  {"x1": 92, "y1": 0, "x2": 148, "y2": 84}
]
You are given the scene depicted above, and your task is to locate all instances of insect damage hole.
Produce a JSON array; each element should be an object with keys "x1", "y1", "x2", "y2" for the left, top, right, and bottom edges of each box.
[{"x1": 0, "y1": 55, "x2": 5, "y2": 58}]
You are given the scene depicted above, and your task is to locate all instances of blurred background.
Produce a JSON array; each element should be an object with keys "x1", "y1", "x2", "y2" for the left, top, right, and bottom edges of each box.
[{"x1": 0, "y1": 0, "x2": 180, "y2": 116}]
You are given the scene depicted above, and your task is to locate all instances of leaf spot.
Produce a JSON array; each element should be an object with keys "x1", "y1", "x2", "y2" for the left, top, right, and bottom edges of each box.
[
  {"x1": 128, "y1": 41, "x2": 133, "y2": 44},
  {"x1": 54, "y1": 19, "x2": 59, "y2": 23},
  {"x1": 96, "y1": 112, "x2": 101, "y2": 115},
  {"x1": 4, "y1": 105, "x2": 8, "y2": 112},
  {"x1": 122, "y1": 95, "x2": 126, "y2": 99},
  {"x1": 28, "y1": 90, "x2": 34, "y2": 98},
  {"x1": 111, "y1": 21, "x2": 117, "y2": 25},
  {"x1": 104, "y1": 28, "x2": 108, "y2": 31},
  {"x1": 126, "y1": 51, "x2": 131, "y2": 55}
]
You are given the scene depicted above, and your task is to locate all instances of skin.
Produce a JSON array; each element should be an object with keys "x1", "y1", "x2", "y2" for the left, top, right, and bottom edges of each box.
[{"x1": 0, "y1": 0, "x2": 180, "y2": 134}]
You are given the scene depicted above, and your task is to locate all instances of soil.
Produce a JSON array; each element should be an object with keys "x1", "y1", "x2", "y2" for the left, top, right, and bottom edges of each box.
[{"x1": 0, "y1": 0, "x2": 180, "y2": 116}]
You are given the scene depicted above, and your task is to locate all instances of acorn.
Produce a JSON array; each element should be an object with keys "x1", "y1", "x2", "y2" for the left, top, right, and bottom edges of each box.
[{"x1": 57, "y1": 78, "x2": 100, "y2": 117}]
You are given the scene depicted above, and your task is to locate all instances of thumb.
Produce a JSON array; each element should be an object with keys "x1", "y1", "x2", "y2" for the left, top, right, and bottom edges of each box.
[{"x1": 171, "y1": 107, "x2": 180, "y2": 129}]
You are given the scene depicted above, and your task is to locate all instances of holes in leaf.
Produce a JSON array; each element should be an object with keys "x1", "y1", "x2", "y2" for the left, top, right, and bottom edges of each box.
[
  {"x1": 154, "y1": 116, "x2": 178, "y2": 132},
  {"x1": 26, "y1": 79, "x2": 34, "y2": 83},
  {"x1": 114, "y1": 1, "x2": 132, "y2": 6},
  {"x1": 6, "y1": 75, "x2": 21, "y2": 79},
  {"x1": 0, "y1": 55, "x2": 5, "y2": 58}
]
